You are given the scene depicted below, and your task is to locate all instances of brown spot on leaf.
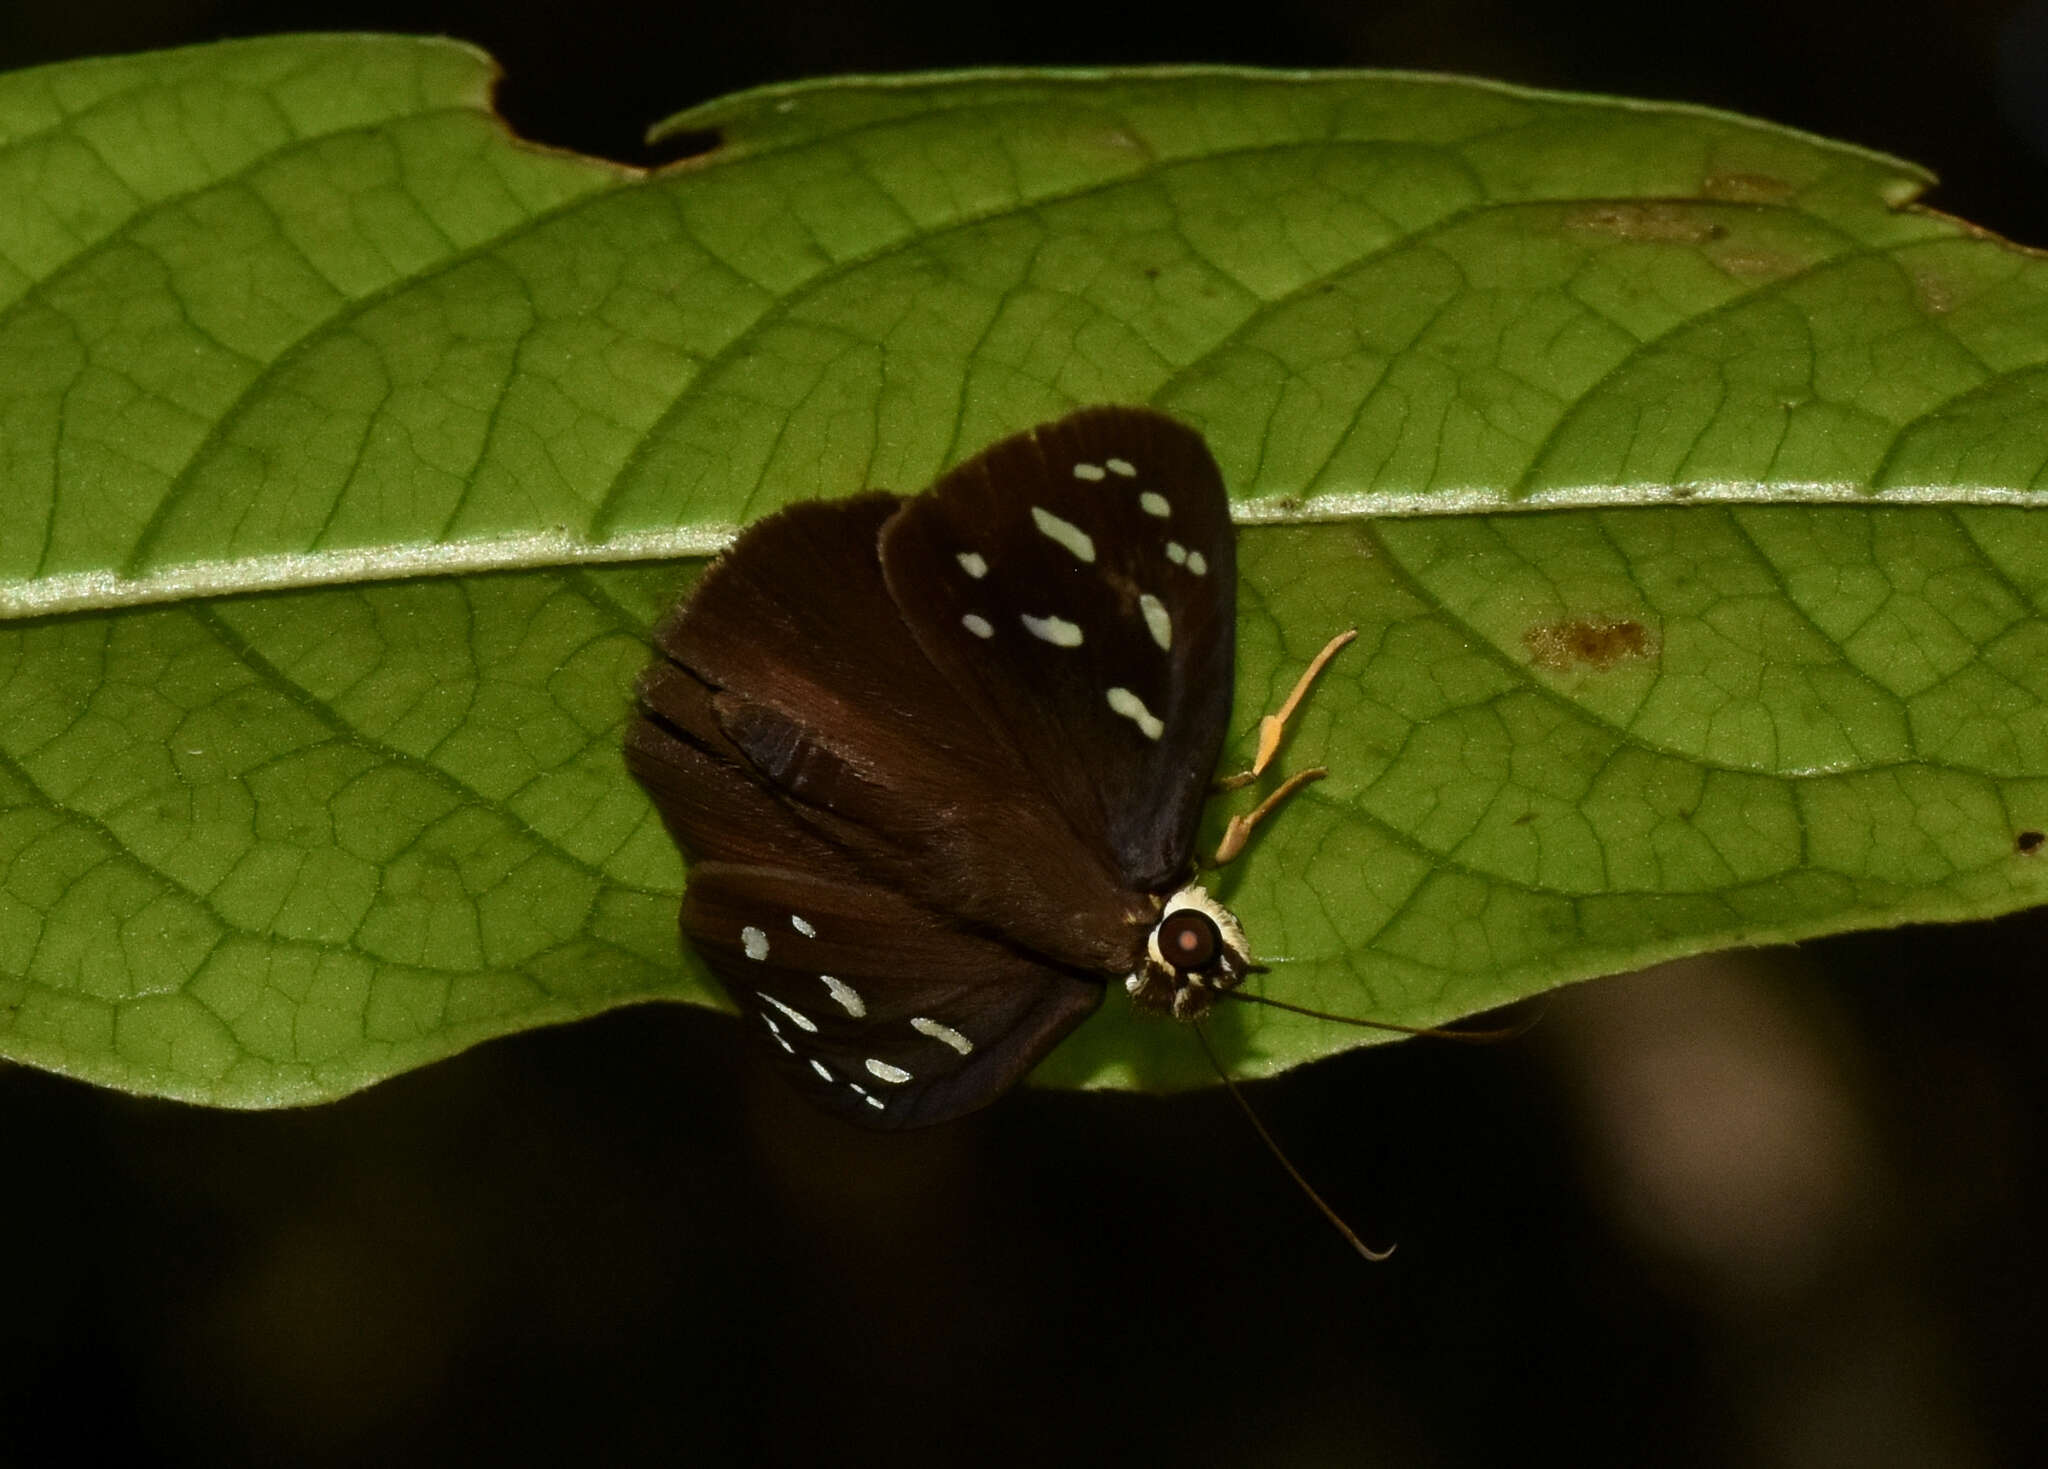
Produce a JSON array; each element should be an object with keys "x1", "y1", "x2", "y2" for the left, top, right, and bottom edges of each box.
[
  {"x1": 1524, "y1": 617, "x2": 1656, "y2": 672},
  {"x1": 1701, "y1": 172, "x2": 1794, "y2": 203},
  {"x1": 2018, "y1": 830, "x2": 2044, "y2": 855},
  {"x1": 1567, "y1": 202, "x2": 1725, "y2": 245}
]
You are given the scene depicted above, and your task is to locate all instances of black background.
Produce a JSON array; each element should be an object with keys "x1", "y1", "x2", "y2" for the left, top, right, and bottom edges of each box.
[{"x1": 2, "y1": 3, "x2": 2045, "y2": 1466}]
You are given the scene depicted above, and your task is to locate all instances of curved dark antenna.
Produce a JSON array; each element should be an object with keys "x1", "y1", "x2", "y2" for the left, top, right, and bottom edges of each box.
[
  {"x1": 1221, "y1": 987, "x2": 1541, "y2": 1043},
  {"x1": 1192, "y1": 1022, "x2": 1393, "y2": 1264}
]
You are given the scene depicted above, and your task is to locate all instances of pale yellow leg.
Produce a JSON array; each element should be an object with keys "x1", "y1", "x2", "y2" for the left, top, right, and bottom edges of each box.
[
  {"x1": 1215, "y1": 629, "x2": 1357, "y2": 791},
  {"x1": 1213, "y1": 767, "x2": 1326, "y2": 866}
]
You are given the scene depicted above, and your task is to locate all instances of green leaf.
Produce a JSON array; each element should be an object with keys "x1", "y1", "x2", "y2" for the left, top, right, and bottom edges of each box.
[{"x1": 4, "y1": 36, "x2": 2047, "y2": 1104}]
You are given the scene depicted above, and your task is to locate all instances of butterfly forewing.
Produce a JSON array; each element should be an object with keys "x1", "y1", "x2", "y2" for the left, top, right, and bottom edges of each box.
[
  {"x1": 683, "y1": 863, "x2": 1102, "y2": 1128},
  {"x1": 647, "y1": 491, "x2": 1144, "y2": 974},
  {"x1": 880, "y1": 407, "x2": 1236, "y2": 892}
]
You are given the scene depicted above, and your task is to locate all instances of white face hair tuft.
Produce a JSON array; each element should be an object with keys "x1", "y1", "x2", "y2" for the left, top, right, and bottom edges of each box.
[
  {"x1": 1145, "y1": 884, "x2": 1250, "y2": 975},
  {"x1": 1124, "y1": 883, "x2": 1256, "y2": 1023}
]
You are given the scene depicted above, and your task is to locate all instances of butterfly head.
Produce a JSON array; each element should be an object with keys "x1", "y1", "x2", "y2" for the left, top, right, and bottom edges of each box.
[{"x1": 1127, "y1": 885, "x2": 1253, "y2": 1021}]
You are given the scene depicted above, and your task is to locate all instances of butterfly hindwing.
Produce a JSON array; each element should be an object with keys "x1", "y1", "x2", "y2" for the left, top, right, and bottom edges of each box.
[
  {"x1": 630, "y1": 673, "x2": 1108, "y2": 1129},
  {"x1": 880, "y1": 406, "x2": 1237, "y2": 892},
  {"x1": 683, "y1": 863, "x2": 1103, "y2": 1128},
  {"x1": 625, "y1": 659, "x2": 849, "y2": 871}
]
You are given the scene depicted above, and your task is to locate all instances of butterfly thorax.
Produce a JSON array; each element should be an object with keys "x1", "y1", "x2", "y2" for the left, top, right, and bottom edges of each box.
[{"x1": 1125, "y1": 884, "x2": 1252, "y2": 1022}]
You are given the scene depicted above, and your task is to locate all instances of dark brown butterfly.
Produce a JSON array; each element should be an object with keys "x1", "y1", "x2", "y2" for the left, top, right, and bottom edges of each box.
[{"x1": 625, "y1": 406, "x2": 1270, "y2": 1129}]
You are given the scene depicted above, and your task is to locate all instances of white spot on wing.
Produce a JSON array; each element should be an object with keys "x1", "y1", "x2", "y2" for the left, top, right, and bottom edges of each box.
[
  {"x1": 957, "y1": 551, "x2": 988, "y2": 579},
  {"x1": 759, "y1": 993, "x2": 818, "y2": 1033},
  {"x1": 1139, "y1": 594, "x2": 1172, "y2": 650},
  {"x1": 962, "y1": 613, "x2": 994, "y2": 639},
  {"x1": 1107, "y1": 687, "x2": 1165, "y2": 741},
  {"x1": 864, "y1": 1095, "x2": 885, "y2": 1109},
  {"x1": 1106, "y1": 457, "x2": 1137, "y2": 477},
  {"x1": 1032, "y1": 506, "x2": 1096, "y2": 563},
  {"x1": 809, "y1": 1059, "x2": 833, "y2": 1082},
  {"x1": 911, "y1": 1016, "x2": 974, "y2": 1054},
  {"x1": 821, "y1": 975, "x2": 866, "y2": 1017},
  {"x1": 866, "y1": 1058, "x2": 913, "y2": 1084},
  {"x1": 1139, "y1": 491, "x2": 1171, "y2": 518},
  {"x1": 1072, "y1": 462, "x2": 1106, "y2": 482},
  {"x1": 741, "y1": 926, "x2": 769, "y2": 961},
  {"x1": 1021, "y1": 613, "x2": 1083, "y2": 647},
  {"x1": 1187, "y1": 550, "x2": 1208, "y2": 576},
  {"x1": 790, "y1": 914, "x2": 816, "y2": 938},
  {"x1": 1165, "y1": 541, "x2": 1187, "y2": 565}
]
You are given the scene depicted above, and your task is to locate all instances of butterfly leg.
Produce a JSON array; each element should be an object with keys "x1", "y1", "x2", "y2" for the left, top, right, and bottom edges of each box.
[
  {"x1": 1212, "y1": 767, "x2": 1325, "y2": 865},
  {"x1": 1214, "y1": 629, "x2": 1358, "y2": 792}
]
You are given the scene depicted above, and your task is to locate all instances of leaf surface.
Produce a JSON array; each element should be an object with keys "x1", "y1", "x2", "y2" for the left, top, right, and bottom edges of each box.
[{"x1": 3, "y1": 37, "x2": 2046, "y2": 1102}]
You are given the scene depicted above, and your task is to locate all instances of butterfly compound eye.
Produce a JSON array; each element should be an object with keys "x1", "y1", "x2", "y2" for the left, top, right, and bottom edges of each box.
[{"x1": 1157, "y1": 908, "x2": 1221, "y2": 972}]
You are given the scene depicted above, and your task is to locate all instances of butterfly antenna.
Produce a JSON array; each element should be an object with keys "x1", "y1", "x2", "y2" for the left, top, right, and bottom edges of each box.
[
  {"x1": 1220, "y1": 987, "x2": 1543, "y2": 1044},
  {"x1": 1192, "y1": 1022, "x2": 1393, "y2": 1263}
]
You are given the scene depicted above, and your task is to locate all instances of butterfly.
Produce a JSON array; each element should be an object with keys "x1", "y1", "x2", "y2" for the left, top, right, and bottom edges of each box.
[{"x1": 625, "y1": 406, "x2": 1331, "y2": 1129}]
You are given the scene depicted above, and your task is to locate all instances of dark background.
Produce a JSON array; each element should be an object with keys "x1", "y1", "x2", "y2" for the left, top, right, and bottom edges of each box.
[{"x1": 3, "y1": 3, "x2": 2046, "y2": 1465}]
